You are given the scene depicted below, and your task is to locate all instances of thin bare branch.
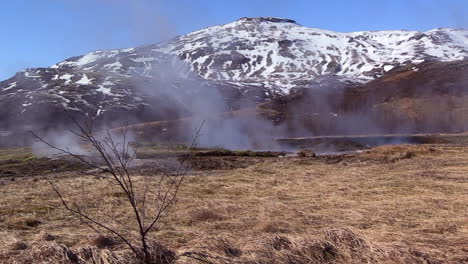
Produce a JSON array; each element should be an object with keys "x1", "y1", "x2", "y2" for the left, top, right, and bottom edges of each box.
[{"x1": 34, "y1": 105, "x2": 205, "y2": 263}]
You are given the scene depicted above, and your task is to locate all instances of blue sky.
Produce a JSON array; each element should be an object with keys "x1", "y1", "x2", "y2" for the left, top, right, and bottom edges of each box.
[{"x1": 1, "y1": 0, "x2": 467, "y2": 81}]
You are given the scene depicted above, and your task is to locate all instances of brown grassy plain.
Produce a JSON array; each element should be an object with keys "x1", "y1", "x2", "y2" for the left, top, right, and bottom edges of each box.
[{"x1": 0, "y1": 144, "x2": 467, "y2": 263}]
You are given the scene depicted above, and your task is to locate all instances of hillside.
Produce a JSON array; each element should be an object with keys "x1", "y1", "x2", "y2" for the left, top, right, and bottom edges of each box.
[{"x1": 259, "y1": 59, "x2": 468, "y2": 136}]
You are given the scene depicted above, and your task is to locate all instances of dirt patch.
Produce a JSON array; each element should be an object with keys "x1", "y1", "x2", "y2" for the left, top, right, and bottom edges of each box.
[
  {"x1": 191, "y1": 149, "x2": 286, "y2": 157},
  {"x1": 185, "y1": 156, "x2": 271, "y2": 170},
  {"x1": 0, "y1": 157, "x2": 87, "y2": 178},
  {"x1": 136, "y1": 145, "x2": 443, "y2": 172}
]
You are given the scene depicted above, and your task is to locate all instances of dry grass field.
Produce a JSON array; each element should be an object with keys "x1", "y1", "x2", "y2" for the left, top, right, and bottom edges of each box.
[{"x1": 0, "y1": 144, "x2": 467, "y2": 263}]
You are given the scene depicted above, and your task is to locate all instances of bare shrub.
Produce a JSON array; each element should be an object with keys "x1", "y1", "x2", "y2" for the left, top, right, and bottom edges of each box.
[
  {"x1": 32, "y1": 117, "x2": 204, "y2": 264},
  {"x1": 128, "y1": 241, "x2": 176, "y2": 264}
]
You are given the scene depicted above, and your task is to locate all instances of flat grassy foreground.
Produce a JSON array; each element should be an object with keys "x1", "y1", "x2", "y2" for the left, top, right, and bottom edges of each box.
[{"x1": 0, "y1": 144, "x2": 467, "y2": 263}]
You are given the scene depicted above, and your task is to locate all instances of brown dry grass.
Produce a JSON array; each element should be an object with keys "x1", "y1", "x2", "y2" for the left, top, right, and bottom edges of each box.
[{"x1": 0, "y1": 144, "x2": 467, "y2": 263}]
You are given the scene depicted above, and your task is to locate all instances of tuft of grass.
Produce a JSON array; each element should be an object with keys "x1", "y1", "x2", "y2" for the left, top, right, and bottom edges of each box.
[
  {"x1": 24, "y1": 218, "x2": 42, "y2": 228},
  {"x1": 92, "y1": 235, "x2": 120, "y2": 249},
  {"x1": 190, "y1": 208, "x2": 226, "y2": 222},
  {"x1": 11, "y1": 242, "x2": 28, "y2": 251},
  {"x1": 41, "y1": 232, "x2": 56, "y2": 241},
  {"x1": 212, "y1": 237, "x2": 242, "y2": 258},
  {"x1": 257, "y1": 220, "x2": 292, "y2": 234},
  {"x1": 174, "y1": 144, "x2": 189, "y2": 150}
]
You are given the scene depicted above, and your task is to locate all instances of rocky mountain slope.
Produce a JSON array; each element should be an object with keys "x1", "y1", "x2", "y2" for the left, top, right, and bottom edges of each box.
[
  {"x1": 1, "y1": 17, "x2": 468, "y2": 146},
  {"x1": 259, "y1": 60, "x2": 468, "y2": 136}
]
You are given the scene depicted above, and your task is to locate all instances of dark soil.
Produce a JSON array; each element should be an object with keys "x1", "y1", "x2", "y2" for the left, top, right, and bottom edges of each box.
[
  {"x1": 0, "y1": 157, "x2": 87, "y2": 178},
  {"x1": 185, "y1": 156, "x2": 273, "y2": 171},
  {"x1": 191, "y1": 149, "x2": 286, "y2": 157}
]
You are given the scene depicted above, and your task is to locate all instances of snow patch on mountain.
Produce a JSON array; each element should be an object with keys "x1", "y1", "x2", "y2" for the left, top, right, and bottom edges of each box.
[
  {"x1": 2, "y1": 82, "x2": 16, "y2": 91},
  {"x1": 76, "y1": 74, "x2": 92, "y2": 85},
  {"x1": 60, "y1": 74, "x2": 74, "y2": 85}
]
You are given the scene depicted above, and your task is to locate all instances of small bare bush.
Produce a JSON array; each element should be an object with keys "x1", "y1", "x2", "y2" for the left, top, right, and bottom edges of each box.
[{"x1": 32, "y1": 117, "x2": 204, "y2": 264}]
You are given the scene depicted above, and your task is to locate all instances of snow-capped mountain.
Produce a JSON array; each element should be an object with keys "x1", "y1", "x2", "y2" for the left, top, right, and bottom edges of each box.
[
  {"x1": 41, "y1": 17, "x2": 468, "y2": 93},
  {"x1": 162, "y1": 17, "x2": 468, "y2": 87},
  {"x1": 1, "y1": 17, "x2": 468, "y2": 136}
]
